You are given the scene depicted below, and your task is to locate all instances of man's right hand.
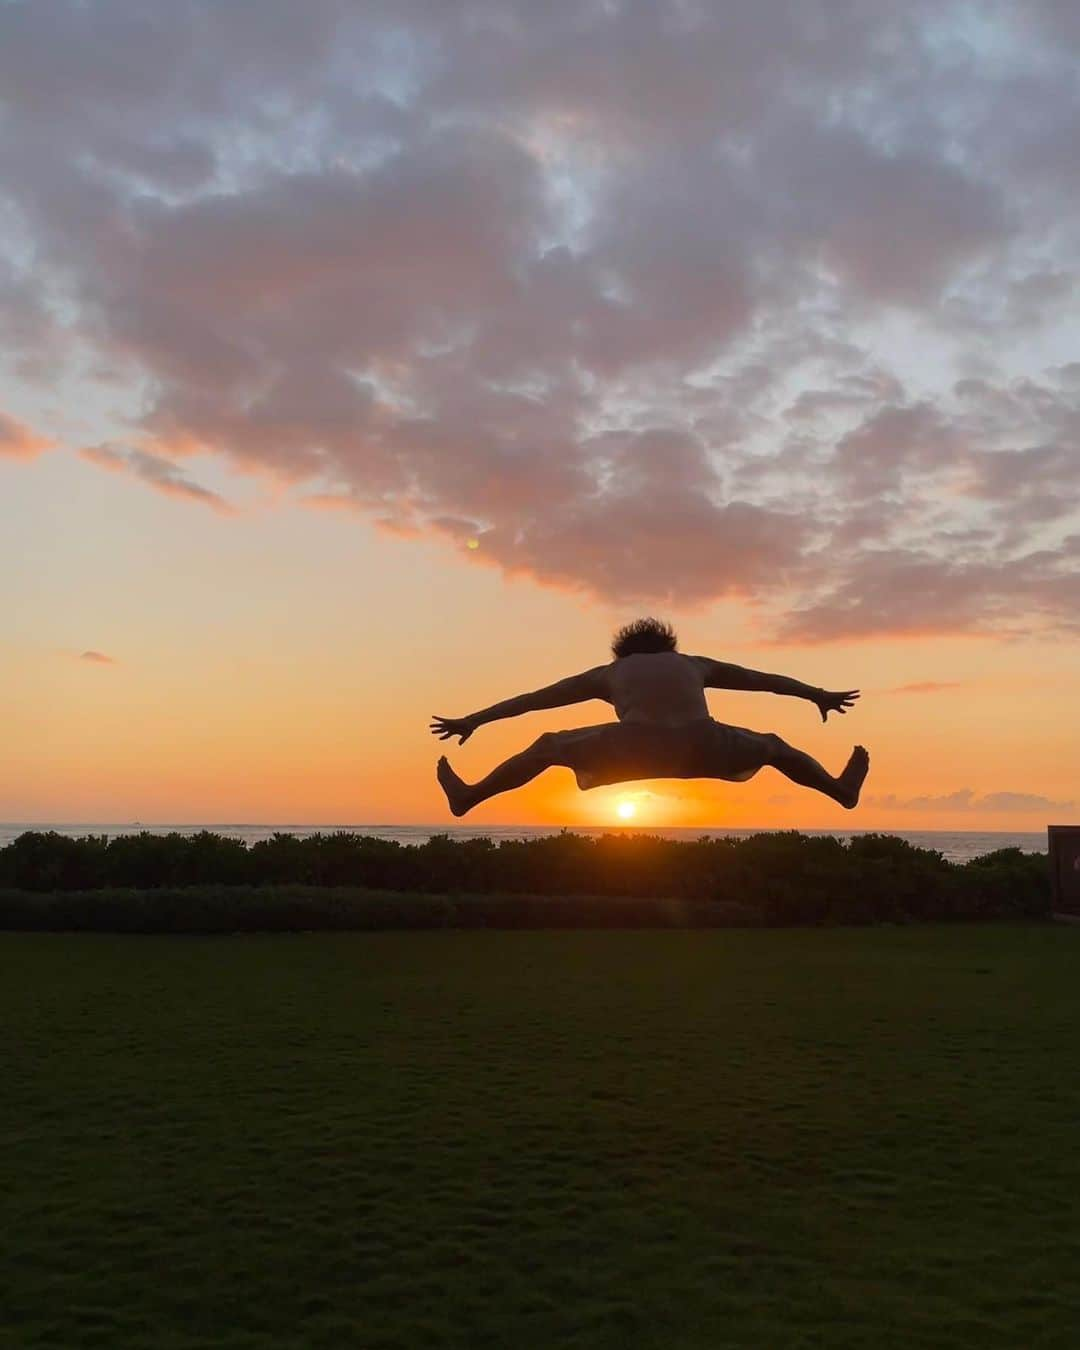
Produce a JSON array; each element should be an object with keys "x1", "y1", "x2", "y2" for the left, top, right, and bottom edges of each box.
[
  {"x1": 814, "y1": 689, "x2": 860, "y2": 723},
  {"x1": 429, "y1": 715, "x2": 478, "y2": 744}
]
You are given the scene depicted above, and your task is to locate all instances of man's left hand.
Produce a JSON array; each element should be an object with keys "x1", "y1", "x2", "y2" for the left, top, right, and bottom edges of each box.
[{"x1": 430, "y1": 715, "x2": 478, "y2": 744}]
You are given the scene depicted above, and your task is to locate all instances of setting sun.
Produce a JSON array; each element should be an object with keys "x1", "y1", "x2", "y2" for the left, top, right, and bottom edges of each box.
[{"x1": 616, "y1": 800, "x2": 637, "y2": 821}]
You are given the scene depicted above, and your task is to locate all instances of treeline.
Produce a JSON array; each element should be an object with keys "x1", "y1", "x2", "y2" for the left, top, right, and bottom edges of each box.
[{"x1": 0, "y1": 829, "x2": 1048, "y2": 929}]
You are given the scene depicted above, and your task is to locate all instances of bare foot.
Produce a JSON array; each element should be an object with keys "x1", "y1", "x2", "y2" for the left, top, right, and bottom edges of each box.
[
  {"x1": 436, "y1": 755, "x2": 473, "y2": 817},
  {"x1": 836, "y1": 745, "x2": 870, "y2": 809}
]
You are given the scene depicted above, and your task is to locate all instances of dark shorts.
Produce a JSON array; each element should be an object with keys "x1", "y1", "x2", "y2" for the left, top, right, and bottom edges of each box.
[{"x1": 547, "y1": 718, "x2": 777, "y2": 791}]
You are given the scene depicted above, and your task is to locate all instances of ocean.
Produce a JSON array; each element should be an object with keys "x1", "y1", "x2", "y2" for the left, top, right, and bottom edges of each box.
[{"x1": 0, "y1": 824, "x2": 1048, "y2": 865}]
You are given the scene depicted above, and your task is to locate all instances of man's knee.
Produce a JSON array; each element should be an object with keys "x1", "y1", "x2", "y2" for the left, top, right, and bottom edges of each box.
[
  {"x1": 762, "y1": 733, "x2": 789, "y2": 765},
  {"x1": 529, "y1": 730, "x2": 565, "y2": 764}
]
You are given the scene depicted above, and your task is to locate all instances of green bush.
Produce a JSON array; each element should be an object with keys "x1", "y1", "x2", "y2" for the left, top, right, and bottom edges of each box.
[{"x1": 0, "y1": 829, "x2": 1050, "y2": 930}]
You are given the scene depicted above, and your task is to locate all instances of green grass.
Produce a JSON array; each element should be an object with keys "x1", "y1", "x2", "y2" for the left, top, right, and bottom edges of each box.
[{"x1": 3, "y1": 926, "x2": 1079, "y2": 1349}]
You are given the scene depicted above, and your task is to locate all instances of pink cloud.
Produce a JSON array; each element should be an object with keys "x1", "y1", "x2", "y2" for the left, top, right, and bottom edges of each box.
[
  {"x1": 0, "y1": 411, "x2": 52, "y2": 458},
  {"x1": 0, "y1": 2, "x2": 1078, "y2": 637},
  {"x1": 79, "y1": 650, "x2": 115, "y2": 664}
]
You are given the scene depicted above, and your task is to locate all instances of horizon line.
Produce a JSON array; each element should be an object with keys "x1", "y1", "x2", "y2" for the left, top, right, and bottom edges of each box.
[{"x1": 0, "y1": 821, "x2": 1052, "y2": 833}]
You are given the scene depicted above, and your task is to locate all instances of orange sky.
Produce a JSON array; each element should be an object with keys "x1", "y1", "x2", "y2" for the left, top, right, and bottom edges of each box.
[
  {"x1": 3, "y1": 4, "x2": 1079, "y2": 833},
  {"x1": 4, "y1": 450, "x2": 1075, "y2": 831}
]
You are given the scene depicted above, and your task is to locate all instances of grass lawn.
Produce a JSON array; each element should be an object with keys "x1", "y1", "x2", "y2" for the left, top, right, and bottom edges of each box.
[{"x1": 3, "y1": 925, "x2": 1079, "y2": 1349}]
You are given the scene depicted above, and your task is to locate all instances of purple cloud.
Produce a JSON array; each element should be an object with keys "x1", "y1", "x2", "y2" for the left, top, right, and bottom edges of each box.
[
  {"x1": 872, "y1": 788, "x2": 1074, "y2": 813},
  {"x1": 778, "y1": 543, "x2": 1080, "y2": 643},
  {"x1": 0, "y1": 2, "x2": 1078, "y2": 635},
  {"x1": 886, "y1": 682, "x2": 967, "y2": 695},
  {"x1": 80, "y1": 443, "x2": 234, "y2": 515}
]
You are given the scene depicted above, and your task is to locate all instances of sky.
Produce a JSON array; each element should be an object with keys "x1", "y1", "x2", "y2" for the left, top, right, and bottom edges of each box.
[{"x1": 2, "y1": 0, "x2": 1078, "y2": 830}]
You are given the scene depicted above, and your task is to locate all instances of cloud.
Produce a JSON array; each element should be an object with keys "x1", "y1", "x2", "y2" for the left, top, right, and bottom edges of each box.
[
  {"x1": 80, "y1": 443, "x2": 235, "y2": 515},
  {"x1": 979, "y1": 792, "x2": 1074, "y2": 813},
  {"x1": 871, "y1": 788, "x2": 1074, "y2": 813},
  {"x1": 0, "y1": 2, "x2": 1079, "y2": 631},
  {"x1": 0, "y1": 263, "x2": 67, "y2": 379},
  {"x1": 0, "y1": 411, "x2": 51, "y2": 458},
  {"x1": 886, "y1": 682, "x2": 967, "y2": 694},
  {"x1": 830, "y1": 403, "x2": 965, "y2": 500},
  {"x1": 777, "y1": 543, "x2": 1080, "y2": 643},
  {"x1": 79, "y1": 650, "x2": 115, "y2": 664}
]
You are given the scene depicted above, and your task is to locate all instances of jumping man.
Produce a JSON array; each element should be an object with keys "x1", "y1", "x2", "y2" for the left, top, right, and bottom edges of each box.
[{"x1": 431, "y1": 617, "x2": 869, "y2": 816}]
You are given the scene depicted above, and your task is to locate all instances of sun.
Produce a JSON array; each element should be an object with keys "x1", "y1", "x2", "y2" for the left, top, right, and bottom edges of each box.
[{"x1": 615, "y1": 799, "x2": 637, "y2": 821}]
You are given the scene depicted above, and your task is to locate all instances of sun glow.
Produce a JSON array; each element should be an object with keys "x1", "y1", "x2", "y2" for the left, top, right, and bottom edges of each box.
[{"x1": 615, "y1": 799, "x2": 637, "y2": 821}]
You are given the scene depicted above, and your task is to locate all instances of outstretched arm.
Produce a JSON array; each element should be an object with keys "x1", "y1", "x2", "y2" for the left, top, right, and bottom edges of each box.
[
  {"x1": 431, "y1": 666, "x2": 610, "y2": 744},
  {"x1": 693, "y1": 657, "x2": 859, "y2": 723}
]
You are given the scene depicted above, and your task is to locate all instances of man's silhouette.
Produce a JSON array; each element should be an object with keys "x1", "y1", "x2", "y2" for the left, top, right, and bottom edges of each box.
[{"x1": 432, "y1": 617, "x2": 868, "y2": 816}]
